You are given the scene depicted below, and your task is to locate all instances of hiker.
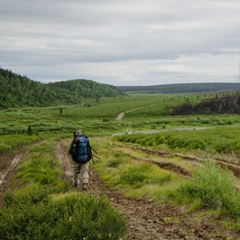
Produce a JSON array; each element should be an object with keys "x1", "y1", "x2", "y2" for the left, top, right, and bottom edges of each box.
[{"x1": 68, "y1": 130, "x2": 91, "y2": 191}]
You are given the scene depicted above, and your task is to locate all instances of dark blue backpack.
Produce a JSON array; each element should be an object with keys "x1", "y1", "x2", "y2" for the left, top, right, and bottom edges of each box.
[{"x1": 72, "y1": 135, "x2": 92, "y2": 163}]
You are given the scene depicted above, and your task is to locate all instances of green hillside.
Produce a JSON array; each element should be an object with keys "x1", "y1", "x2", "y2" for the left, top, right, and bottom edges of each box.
[
  {"x1": 118, "y1": 82, "x2": 240, "y2": 93},
  {"x1": 47, "y1": 79, "x2": 124, "y2": 99},
  {"x1": 0, "y1": 68, "x2": 126, "y2": 109}
]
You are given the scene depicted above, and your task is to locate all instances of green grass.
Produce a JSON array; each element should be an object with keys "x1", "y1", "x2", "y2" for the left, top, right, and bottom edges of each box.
[
  {"x1": 168, "y1": 160, "x2": 240, "y2": 220},
  {"x1": 91, "y1": 136, "x2": 183, "y2": 200},
  {"x1": 115, "y1": 125, "x2": 240, "y2": 154},
  {"x1": 0, "y1": 138, "x2": 127, "y2": 239},
  {"x1": 0, "y1": 135, "x2": 43, "y2": 154},
  {"x1": 15, "y1": 140, "x2": 69, "y2": 191},
  {"x1": 0, "y1": 94, "x2": 206, "y2": 134},
  {"x1": 90, "y1": 136, "x2": 240, "y2": 230},
  {"x1": 1, "y1": 93, "x2": 240, "y2": 235},
  {"x1": 1, "y1": 190, "x2": 126, "y2": 240},
  {"x1": 1, "y1": 93, "x2": 240, "y2": 137}
]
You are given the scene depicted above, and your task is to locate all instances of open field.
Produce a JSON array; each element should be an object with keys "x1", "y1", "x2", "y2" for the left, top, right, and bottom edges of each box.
[
  {"x1": 0, "y1": 93, "x2": 240, "y2": 239},
  {"x1": 0, "y1": 92, "x2": 239, "y2": 136}
]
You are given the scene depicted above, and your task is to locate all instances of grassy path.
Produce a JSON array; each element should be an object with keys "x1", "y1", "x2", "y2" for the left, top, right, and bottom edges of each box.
[{"x1": 57, "y1": 137, "x2": 239, "y2": 239}]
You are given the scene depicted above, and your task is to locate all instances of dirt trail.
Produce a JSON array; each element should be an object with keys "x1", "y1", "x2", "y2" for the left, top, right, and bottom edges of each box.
[
  {"x1": 56, "y1": 140, "x2": 239, "y2": 240},
  {"x1": 116, "y1": 106, "x2": 145, "y2": 120},
  {"x1": 0, "y1": 140, "x2": 239, "y2": 239},
  {"x1": 0, "y1": 140, "x2": 45, "y2": 197}
]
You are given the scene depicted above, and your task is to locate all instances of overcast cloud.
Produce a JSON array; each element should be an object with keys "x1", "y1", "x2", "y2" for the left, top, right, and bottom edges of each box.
[{"x1": 0, "y1": 0, "x2": 239, "y2": 86}]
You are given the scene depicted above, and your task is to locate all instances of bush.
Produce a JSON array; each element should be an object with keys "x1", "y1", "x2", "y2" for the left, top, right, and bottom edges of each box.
[
  {"x1": 3, "y1": 184, "x2": 49, "y2": 207},
  {"x1": 213, "y1": 141, "x2": 240, "y2": 154},
  {"x1": 200, "y1": 118, "x2": 211, "y2": 124},
  {"x1": 0, "y1": 192, "x2": 126, "y2": 239}
]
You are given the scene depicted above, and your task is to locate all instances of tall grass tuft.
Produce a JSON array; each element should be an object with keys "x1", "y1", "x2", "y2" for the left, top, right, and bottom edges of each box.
[{"x1": 175, "y1": 160, "x2": 240, "y2": 219}]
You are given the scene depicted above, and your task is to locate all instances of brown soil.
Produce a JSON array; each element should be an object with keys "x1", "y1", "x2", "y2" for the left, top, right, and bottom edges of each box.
[
  {"x1": 1, "y1": 139, "x2": 240, "y2": 239},
  {"x1": 116, "y1": 107, "x2": 145, "y2": 120},
  {"x1": 0, "y1": 140, "x2": 45, "y2": 202}
]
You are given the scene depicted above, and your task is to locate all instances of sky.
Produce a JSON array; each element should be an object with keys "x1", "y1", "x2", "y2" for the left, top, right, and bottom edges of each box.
[{"x1": 0, "y1": 0, "x2": 239, "y2": 86}]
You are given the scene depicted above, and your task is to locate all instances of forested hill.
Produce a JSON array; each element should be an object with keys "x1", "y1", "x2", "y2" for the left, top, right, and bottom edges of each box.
[
  {"x1": 118, "y1": 82, "x2": 240, "y2": 94},
  {"x1": 0, "y1": 68, "x2": 126, "y2": 109},
  {"x1": 47, "y1": 79, "x2": 124, "y2": 99}
]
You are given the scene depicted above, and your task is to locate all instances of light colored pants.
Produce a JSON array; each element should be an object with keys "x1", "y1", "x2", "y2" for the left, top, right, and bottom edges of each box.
[{"x1": 72, "y1": 161, "x2": 89, "y2": 184}]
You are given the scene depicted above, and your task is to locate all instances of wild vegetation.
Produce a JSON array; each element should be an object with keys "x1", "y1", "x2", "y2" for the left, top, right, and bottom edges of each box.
[
  {"x1": 0, "y1": 68, "x2": 240, "y2": 238},
  {"x1": 173, "y1": 93, "x2": 240, "y2": 115},
  {"x1": 115, "y1": 126, "x2": 240, "y2": 154},
  {"x1": 0, "y1": 140, "x2": 126, "y2": 239},
  {"x1": 93, "y1": 137, "x2": 240, "y2": 220},
  {"x1": 0, "y1": 68, "x2": 126, "y2": 109}
]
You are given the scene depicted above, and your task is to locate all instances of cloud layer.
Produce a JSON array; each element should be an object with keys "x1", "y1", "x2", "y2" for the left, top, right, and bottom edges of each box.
[{"x1": 0, "y1": 0, "x2": 239, "y2": 85}]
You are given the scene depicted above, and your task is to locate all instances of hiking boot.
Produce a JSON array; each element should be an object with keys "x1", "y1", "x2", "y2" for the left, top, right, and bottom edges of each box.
[
  {"x1": 82, "y1": 183, "x2": 88, "y2": 191},
  {"x1": 73, "y1": 182, "x2": 78, "y2": 187},
  {"x1": 72, "y1": 179, "x2": 79, "y2": 188}
]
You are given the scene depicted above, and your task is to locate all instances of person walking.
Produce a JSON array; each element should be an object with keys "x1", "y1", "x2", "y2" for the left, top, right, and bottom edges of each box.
[{"x1": 68, "y1": 130, "x2": 91, "y2": 191}]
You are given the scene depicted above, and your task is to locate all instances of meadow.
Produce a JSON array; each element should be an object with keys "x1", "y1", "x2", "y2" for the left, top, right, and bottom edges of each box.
[{"x1": 0, "y1": 92, "x2": 240, "y2": 238}]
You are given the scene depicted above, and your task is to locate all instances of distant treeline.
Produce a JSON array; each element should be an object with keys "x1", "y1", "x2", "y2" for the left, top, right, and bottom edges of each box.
[
  {"x1": 0, "y1": 68, "x2": 126, "y2": 109},
  {"x1": 118, "y1": 83, "x2": 240, "y2": 94},
  {"x1": 173, "y1": 93, "x2": 240, "y2": 115}
]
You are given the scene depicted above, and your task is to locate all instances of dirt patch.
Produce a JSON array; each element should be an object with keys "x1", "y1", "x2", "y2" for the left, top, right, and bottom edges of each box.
[
  {"x1": 116, "y1": 107, "x2": 145, "y2": 121},
  {"x1": 0, "y1": 149, "x2": 27, "y2": 197},
  {"x1": 0, "y1": 141, "x2": 45, "y2": 204},
  {"x1": 117, "y1": 112, "x2": 125, "y2": 120},
  {"x1": 56, "y1": 140, "x2": 240, "y2": 240}
]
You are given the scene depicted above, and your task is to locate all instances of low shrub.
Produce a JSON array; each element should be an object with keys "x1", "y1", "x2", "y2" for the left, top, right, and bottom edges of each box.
[
  {"x1": 3, "y1": 184, "x2": 50, "y2": 208},
  {"x1": 213, "y1": 141, "x2": 240, "y2": 154},
  {"x1": 0, "y1": 192, "x2": 126, "y2": 239},
  {"x1": 115, "y1": 127, "x2": 240, "y2": 154},
  {"x1": 174, "y1": 160, "x2": 240, "y2": 219}
]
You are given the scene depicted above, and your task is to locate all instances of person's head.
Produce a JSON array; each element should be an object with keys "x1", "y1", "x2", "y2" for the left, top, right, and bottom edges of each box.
[{"x1": 74, "y1": 130, "x2": 83, "y2": 137}]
